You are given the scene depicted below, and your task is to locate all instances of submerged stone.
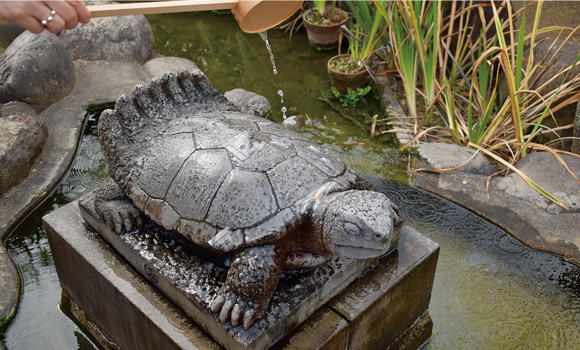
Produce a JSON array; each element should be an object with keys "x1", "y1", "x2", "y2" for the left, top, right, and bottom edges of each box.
[
  {"x1": 0, "y1": 243, "x2": 19, "y2": 335},
  {"x1": 224, "y1": 88, "x2": 271, "y2": 118}
]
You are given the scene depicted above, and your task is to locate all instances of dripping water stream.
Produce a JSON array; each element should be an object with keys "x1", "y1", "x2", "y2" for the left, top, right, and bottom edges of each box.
[{"x1": 259, "y1": 31, "x2": 287, "y2": 119}]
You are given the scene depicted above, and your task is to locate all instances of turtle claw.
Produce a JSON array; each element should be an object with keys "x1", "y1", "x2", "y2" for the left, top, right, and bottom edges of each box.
[
  {"x1": 219, "y1": 295, "x2": 236, "y2": 324},
  {"x1": 95, "y1": 178, "x2": 144, "y2": 235},
  {"x1": 210, "y1": 294, "x2": 225, "y2": 314},
  {"x1": 211, "y1": 286, "x2": 259, "y2": 330},
  {"x1": 210, "y1": 245, "x2": 283, "y2": 330},
  {"x1": 243, "y1": 309, "x2": 257, "y2": 331},
  {"x1": 100, "y1": 200, "x2": 143, "y2": 234},
  {"x1": 231, "y1": 304, "x2": 243, "y2": 328}
]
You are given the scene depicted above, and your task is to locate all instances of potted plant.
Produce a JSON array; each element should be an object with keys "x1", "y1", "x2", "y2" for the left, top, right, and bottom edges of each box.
[
  {"x1": 303, "y1": 0, "x2": 349, "y2": 49},
  {"x1": 328, "y1": 1, "x2": 387, "y2": 94}
]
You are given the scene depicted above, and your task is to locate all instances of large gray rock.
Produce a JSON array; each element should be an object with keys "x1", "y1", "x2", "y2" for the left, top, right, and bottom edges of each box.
[
  {"x1": 0, "y1": 243, "x2": 19, "y2": 336},
  {"x1": 0, "y1": 31, "x2": 75, "y2": 111},
  {"x1": 0, "y1": 102, "x2": 47, "y2": 195},
  {"x1": 224, "y1": 88, "x2": 271, "y2": 117},
  {"x1": 418, "y1": 143, "x2": 497, "y2": 176},
  {"x1": 523, "y1": 38, "x2": 580, "y2": 99},
  {"x1": 495, "y1": 151, "x2": 580, "y2": 214},
  {"x1": 142, "y1": 57, "x2": 199, "y2": 80},
  {"x1": 60, "y1": 16, "x2": 155, "y2": 64},
  {"x1": 413, "y1": 149, "x2": 580, "y2": 263}
]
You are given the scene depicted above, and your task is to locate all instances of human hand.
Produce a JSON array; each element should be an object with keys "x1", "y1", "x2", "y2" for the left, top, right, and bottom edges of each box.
[{"x1": 0, "y1": 1, "x2": 90, "y2": 34}]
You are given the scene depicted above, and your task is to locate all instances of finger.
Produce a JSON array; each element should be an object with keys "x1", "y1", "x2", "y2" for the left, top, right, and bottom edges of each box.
[
  {"x1": 66, "y1": 0, "x2": 90, "y2": 24},
  {"x1": 0, "y1": 1, "x2": 45, "y2": 33},
  {"x1": 43, "y1": 12, "x2": 66, "y2": 33},
  {"x1": 219, "y1": 296, "x2": 236, "y2": 324},
  {"x1": 18, "y1": 17, "x2": 45, "y2": 34},
  {"x1": 231, "y1": 303, "x2": 244, "y2": 328},
  {"x1": 47, "y1": 1, "x2": 80, "y2": 30},
  {"x1": 210, "y1": 294, "x2": 225, "y2": 314}
]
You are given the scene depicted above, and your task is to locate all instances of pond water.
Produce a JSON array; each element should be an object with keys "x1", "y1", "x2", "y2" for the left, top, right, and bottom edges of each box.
[{"x1": 3, "y1": 10, "x2": 580, "y2": 350}]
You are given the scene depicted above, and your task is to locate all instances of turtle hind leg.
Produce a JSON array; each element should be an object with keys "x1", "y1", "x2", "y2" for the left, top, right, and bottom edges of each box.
[
  {"x1": 148, "y1": 69, "x2": 238, "y2": 114},
  {"x1": 104, "y1": 69, "x2": 239, "y2": 138},
  {"x1": 175, "y1": 68, "x2": 239, "y2": 113},
  {"x1": 210, "y1": 245, "x2": 283, "y2": 330}
]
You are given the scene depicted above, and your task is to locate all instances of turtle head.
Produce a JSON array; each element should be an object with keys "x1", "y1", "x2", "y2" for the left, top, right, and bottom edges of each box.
[{"x1": 314, "y1": 190, "x2": 403, "y2": 259}]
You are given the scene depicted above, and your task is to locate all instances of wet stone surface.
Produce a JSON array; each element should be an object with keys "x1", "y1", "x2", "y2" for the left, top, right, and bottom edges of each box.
[
  {"x1": 0, "y1": 104, "x2": 47, "y2": 195},
  {"x1": 413, "y1": 146, "x2": 580, "y2": 263}
]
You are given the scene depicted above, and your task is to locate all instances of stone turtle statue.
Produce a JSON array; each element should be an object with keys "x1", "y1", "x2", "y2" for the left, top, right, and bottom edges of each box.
[{"x1": 94, "y1": 68, "x2": 403, "y2": 330}]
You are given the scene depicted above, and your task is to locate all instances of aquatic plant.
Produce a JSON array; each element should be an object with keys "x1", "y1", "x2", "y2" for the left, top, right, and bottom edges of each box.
[
  {"x1": 380, "y1": 0, "x2": 580, "y2": 208},
  {"x1": 332, "y1": 86, "x2": 372, "y2": 107},
  {"x1": 376, "y1": 1, "x2": 442, "y2": 120},
  {"x1": 332, "y1": 1, "x2": 387, "y2": 73}
]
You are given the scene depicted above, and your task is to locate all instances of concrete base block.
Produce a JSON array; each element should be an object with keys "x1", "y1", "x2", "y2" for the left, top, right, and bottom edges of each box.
[
  {"x1": 43, "y1": 197, "x2": 439, "y2": 350},
  {"x1": 328, "y1": 224, "x2": 439, "y2": 350}
]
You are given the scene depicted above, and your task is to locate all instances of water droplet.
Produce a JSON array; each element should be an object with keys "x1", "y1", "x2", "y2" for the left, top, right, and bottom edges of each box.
[
  {"x1": 281, "y1": 107, "x2": 287, "y2": 120},
  {"x1": 278, "y1": 90, "x2": 284, "y2": 103}
]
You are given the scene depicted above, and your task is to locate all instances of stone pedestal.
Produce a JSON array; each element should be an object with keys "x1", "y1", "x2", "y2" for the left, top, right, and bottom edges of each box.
[{"x1": 43, "y1": 196, "x2": 439, "y2": 350}]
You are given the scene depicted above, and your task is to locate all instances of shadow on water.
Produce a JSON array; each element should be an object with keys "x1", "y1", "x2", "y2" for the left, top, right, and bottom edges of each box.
[{"x1": 3, "y1": 11, "x2": 580, "y2": 350}]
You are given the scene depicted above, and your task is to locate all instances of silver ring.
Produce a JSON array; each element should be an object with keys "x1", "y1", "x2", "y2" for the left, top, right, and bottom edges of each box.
[{"x1": 41, "y1": 10, "x2": 56, "y2": 26}]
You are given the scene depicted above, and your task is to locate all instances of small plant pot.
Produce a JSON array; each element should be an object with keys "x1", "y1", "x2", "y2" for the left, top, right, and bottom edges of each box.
[
  {"x1": 327, "y1": 54, "x2": 370, "y2": 94},
  {"x1": 303, "y1": 7, "x2": 349, "y2": 50}
]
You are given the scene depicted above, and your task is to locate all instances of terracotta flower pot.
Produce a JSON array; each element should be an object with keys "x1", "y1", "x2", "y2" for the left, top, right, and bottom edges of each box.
[
  {"x1": 303, "y1": 7, "x2": 349, "y2": 49},
  {"x1": 327, "y1": 54, "x2": 370, "y2": 94}
]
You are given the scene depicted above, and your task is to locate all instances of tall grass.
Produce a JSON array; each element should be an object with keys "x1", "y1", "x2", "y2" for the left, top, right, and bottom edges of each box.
[
  {"x1": 342, "y1": 1, "x2": 387, "y2": 70},
  {"x1": 381, "y1": 0, "x2": 580, "y2": 208}
]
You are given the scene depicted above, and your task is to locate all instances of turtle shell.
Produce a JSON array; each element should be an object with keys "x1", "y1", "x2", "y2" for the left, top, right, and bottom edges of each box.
[{"x1": 98, "y1": 69, "x2": 358, "y2": 249}]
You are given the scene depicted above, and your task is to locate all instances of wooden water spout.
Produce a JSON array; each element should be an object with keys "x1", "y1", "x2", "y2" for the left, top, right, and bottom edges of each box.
[{"x1": 0, "y1": 0, "x2": 303, "y2": 33}]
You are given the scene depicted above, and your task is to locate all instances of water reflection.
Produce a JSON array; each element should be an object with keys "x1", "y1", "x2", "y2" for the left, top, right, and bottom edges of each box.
[
  {"x1": 3, "y1": 108, "x2": 107, "y2": 350},
  {"x1": 373, "y1": 180, "x2": 580, "y2": 350}
]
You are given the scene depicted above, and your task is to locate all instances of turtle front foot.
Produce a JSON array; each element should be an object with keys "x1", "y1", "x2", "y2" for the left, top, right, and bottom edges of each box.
[
  {"x1": 210, "y1": 245, "x2": 282, "y2": 330},
  {"x1": 97, "y1": 199, "x2": 143, "y2": 234},
  {"x1": 94, "y1": 177, "x2": 143, "y2": 234}
]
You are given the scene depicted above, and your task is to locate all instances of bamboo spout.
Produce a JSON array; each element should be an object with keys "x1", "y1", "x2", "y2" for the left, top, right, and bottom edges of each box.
[{"x1": 0, "y1": 0, "x2": 303, "y2": 34}]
